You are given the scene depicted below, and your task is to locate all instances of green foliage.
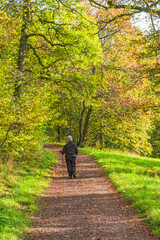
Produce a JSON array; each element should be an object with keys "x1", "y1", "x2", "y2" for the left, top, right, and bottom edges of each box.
[
  {"x1": 80, "y1": 147, "x2": 160, "y2": 237},
  {"x1": 0, "y1": 150, "x2": 57, "y2": 240},
  {"x1": 0, "y1": 0, "x2": 102, "y2": 161},
  {"x1": 1, "y1": 0, "x2": 160, "y2": 237},
  {"x1": 150, "y1": 116, "x2": 160, "y2": 158},
  {"x1": 86, "y1": 107, "x2": 154, "y2": 155},
  {"x1": 81, "y1": 12, "x2": 158, "y2": 155},
  {"x1": 0, "y1": 79, "x2": 50, "y2": 162},
  {"x1": 1, "y1": 0, "x2": 159, "y2": 158}
]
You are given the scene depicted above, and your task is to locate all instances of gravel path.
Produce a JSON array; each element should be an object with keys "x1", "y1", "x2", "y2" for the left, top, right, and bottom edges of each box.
[{"x1": 27, "y1": 145, "x2": 159, "y2": 240}]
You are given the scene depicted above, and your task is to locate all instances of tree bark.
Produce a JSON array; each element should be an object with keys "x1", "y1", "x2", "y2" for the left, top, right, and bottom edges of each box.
[
  {"x1": 100, "y1": 118, "x2": 104, "y2": 149},
  {"x1": 81, "y1": 106, "x2": 92, "y2": 146},
  {"x1": 78, "y1": 100, "x2": 86, "y2": 146},
  {"x1": 14, "y1": 0, "x2": 30, "y2": 98}
]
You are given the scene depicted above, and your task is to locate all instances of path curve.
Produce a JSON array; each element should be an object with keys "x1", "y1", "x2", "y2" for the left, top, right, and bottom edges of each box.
[{"x1": 27, "y1": 145, "x2": 159, "y2": 240}]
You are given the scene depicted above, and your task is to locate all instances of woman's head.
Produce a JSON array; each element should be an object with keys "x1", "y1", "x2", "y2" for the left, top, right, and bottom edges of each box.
[{"x1": 67, "y1": 135, "x2": 73, "y2": 142}]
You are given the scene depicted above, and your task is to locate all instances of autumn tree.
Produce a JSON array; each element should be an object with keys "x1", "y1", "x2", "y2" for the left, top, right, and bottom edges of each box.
[
  {"x1": 89, "y1": 0, "x2": 160, "y2": 22},
  {"x1": 81, "y1": 7, "x2": 157, "y2": 155}
]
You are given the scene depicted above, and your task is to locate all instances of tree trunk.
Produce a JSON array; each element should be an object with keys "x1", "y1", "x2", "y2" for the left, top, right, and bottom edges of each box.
[
  {"x1": 14, "y1": 0, "x2": 30, "y2": 98},
  {"x1": 100, "y1": 118, "x2": 104, "y2": 149},
  {"x1": 81, "y1": 106, "x2": 92, "y2": 146},
  {"x1": 57, "y1": 127, "x2": 60, "y2": 142},
  {"x1": 77, "y1": 100, "x2": 86, "y2": 146}
]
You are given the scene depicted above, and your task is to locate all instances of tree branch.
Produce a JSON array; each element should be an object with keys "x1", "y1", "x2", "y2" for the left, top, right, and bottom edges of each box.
[
  {"x1": 38, "y1": 17, "x2": 71, "y2": 26},
  {"x1": 28, "y1": 43, "x2": 64, "y2": 69},
  {"x1": 27, "y1": 33, "x2": 76, "y2": 48},
  {"x1": 89, "y1": 0, "x2": 160, "y2": 17},
  {"x1": 27, "y1": 43, "x2": 45, "y2": 67},
  {"x1": 0, "y1": 124, "x2": 11, "y2": 149}
]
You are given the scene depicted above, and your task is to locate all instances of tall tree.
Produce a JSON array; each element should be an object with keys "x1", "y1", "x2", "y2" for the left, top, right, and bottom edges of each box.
[
  {"x1": 84, "y1": 7, "x2": 157, "y2": 155},
  {"x1": 0, "y1": 0, "x2": 102, "y2": 160}
]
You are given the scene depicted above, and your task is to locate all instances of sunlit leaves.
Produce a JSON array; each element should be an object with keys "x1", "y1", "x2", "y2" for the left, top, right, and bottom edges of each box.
[{"x1": 0, "y1": 0, "x2": 103, "y2": 161}]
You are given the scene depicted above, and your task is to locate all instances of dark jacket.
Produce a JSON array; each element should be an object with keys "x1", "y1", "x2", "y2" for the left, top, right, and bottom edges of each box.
[{"x1": 62, "y1": 141, "x2": 78, "y2": 160}]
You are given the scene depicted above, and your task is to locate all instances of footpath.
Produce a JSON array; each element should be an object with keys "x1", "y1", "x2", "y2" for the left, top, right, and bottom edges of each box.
[{"x1": 27, "y1": 145, "x2": 159, "y2": 240}]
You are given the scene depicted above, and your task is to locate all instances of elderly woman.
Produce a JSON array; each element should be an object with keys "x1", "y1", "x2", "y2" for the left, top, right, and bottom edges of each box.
[{"x1": 62, "y1": 136, "x2": 78, "y2": 179}]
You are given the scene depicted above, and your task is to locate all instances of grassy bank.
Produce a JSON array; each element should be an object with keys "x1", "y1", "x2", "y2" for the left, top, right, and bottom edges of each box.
[
  {"x1": 80, "y1": 148, "x2": 160, "y2": 237},
  {"x1": 0, "y1": 149, "x2": 57, "y2": 240}
]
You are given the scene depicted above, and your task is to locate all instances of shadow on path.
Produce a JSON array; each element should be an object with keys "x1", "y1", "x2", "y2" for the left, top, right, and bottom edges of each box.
[{"x1": 27, "y1": 145, "x2": 159, "y2": 240}]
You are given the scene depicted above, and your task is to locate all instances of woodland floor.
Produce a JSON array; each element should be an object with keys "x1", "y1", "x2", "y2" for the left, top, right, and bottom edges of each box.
[{"x1": 27, "y1": 144, "x2": 159, "y2": 240}]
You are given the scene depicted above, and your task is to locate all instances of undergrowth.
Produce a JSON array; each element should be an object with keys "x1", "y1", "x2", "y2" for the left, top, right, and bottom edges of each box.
[{"x1": 0, "y1": 149, "x2": 57, "y2": 240}]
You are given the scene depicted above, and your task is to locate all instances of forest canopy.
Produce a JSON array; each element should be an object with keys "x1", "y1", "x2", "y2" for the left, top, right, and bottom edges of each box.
[{"x1": 0, "y1": 0, "x2": 160, "y2": 161}]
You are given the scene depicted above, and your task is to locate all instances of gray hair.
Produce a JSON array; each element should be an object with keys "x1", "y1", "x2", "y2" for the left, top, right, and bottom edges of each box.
[{"x1": 67, "y1": 135, "x2": 73, "y2": 142}]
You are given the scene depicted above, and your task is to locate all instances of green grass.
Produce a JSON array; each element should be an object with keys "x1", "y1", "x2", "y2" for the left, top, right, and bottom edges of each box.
[
  {"x1": 0, "y1": 149, "x2": 57, "y2": 240},
  {"x1": 80, "y1": 148, "x2": 160, "y2": 237}
]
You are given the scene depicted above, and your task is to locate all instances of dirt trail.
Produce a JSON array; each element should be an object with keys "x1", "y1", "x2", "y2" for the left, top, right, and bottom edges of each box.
[{"x1": 27, "y1": 145, "x2": 159, "y2": 240}]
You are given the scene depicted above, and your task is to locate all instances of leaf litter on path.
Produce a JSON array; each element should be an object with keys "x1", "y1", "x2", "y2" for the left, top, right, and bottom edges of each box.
[{"x1": 27, "y1": 145, "x2": 159, "y2": 240}]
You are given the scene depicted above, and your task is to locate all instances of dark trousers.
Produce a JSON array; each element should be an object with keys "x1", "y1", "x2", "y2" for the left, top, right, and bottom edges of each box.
[{"x1": 66, "y1": 158, "x2": 76, "y2": 176}]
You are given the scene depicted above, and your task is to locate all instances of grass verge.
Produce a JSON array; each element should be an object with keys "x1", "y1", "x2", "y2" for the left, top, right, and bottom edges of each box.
[
  {"x1": 0, "y1": 149, "x2": 57, "y2": 240},
  {"x1": 80, "y1": 148, "x2": 160, "y2": 237}
]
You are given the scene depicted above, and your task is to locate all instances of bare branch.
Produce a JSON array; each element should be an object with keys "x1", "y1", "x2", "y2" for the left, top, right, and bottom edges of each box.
[
  {"x1": 27, "y1": 43, "x2": 45, "y2": 67},
  {"x1": 38, "y1": 17, "x2": 71, "y2": 27},
  {"x1": 99, "y1": 30, "x2": 120, "y2": 40},
  {"x1": 28, "y1": 43, "x2": 64, "y2": 69},
  {"x1": 89, "y1": 0, "x2": 160, "y2": 17},
  {"x1": 27, "y1": 33, "x2": 75, "y2": 48}
]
